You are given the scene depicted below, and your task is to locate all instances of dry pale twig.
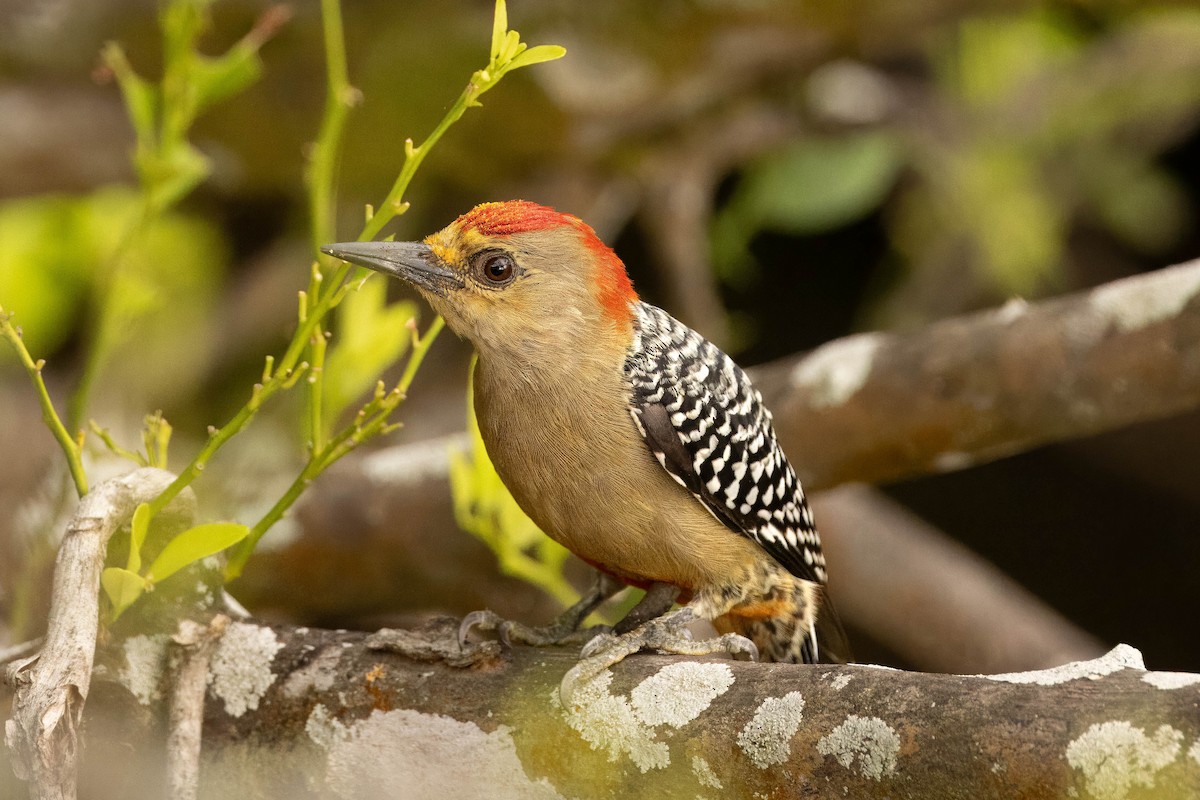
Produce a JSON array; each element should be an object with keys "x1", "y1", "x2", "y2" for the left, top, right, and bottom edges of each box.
[
  {"x1": 166, "y1": 614, "x2": 230, "y2": 800},
  {"x1": 4, "y1": 468, "x2": 189, "y2": 800}
]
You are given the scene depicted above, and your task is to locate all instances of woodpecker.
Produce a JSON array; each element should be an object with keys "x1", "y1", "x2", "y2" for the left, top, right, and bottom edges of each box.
[{"x1": 323, "y1": 201, "x2": 848, "y2": 679}]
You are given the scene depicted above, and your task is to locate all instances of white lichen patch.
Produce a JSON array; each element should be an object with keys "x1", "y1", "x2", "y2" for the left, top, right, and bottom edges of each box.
[
  {"x1": 283, "y1": 645, "x2": 343, "y2": 698},
  {"x1": 830, "y1": 673, "x2": 854, "y2": 691},
  {"x1": 1089, "y1": 266, "x2": 1200, "y2": 334},
  {"x1": 306, "y1": 703, "x2": 347, "y2": 749},
  {"x1": 1066, "y1": 721, "x2": 1182, "y2": 800},
  {"x1": 984, "y1": 644, "x2": 1144, "y2": 685},
  {"x1": 737, "y1": 691, "x2": 806, "y2": 769},
  {"x1": 692, "y1": 755, "x2": 722, "y2": 790},
  {"x1": 306, "y1": 704, "x2": 563, "y2": 799},
  {"x1": 1190, "y1": 738, "x2": 1200, "y2": 766},
  {"x1": 555, "y1": 670, "x2": 669, "y2": 772},
  {"x1": 208, "y1": 622, "x2": 284, "y2": 717},
  {"x1": 630, "y1": 662, "x2": 733, "y2": 728},
  {"x1": 817, "y1": 715, "x2": 900, "y2": 781},
  {"x1": 790, "y1": 333, "x2": 883, "y2": 410},
  {"x1": 1140, "y1": 671, "x2": 1200, "y2": 690},
  {"x1": 120, "y1": 634, "x2": 170, "y2": 705}
]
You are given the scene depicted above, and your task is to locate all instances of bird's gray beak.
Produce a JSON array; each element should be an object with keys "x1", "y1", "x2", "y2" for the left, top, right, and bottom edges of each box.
[{"x1": 320, "y1": 241, "x2": 463, "y2": 296}]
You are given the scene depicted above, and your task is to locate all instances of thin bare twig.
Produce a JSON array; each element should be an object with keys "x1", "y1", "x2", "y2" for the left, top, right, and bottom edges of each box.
[{"x1": 166, "y1": 615, "x2": 230, "y2": 800}]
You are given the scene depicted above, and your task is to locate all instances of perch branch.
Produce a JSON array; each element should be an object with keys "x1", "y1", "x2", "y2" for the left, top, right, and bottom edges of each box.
[{"x1": 21, "y1": 620, "x2": 1197, "y2": 799}]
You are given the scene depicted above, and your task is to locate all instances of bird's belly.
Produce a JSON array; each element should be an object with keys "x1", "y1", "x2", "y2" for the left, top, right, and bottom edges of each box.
[{"x1": 475, "y1": 393, "x2": 758, "y2": 591}]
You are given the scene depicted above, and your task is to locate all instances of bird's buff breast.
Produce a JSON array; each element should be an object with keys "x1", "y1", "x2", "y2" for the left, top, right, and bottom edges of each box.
[{"x1": 472, "y1": 358, "x2": 752, "y2": 590}]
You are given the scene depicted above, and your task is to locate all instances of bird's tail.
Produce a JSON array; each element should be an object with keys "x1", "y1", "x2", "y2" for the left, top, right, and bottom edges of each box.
[{"x1": 714, "y1": 585, "x2": 851, "y2": 664}]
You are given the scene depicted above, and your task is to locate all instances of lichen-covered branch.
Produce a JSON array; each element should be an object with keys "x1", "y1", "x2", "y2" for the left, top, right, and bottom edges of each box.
[
  {"x1": 3, "y1": 468, "x2": 189, "y2": 800},
  {"x1": 21, "y1": 621, "x2": 1198, "y2": 800}
]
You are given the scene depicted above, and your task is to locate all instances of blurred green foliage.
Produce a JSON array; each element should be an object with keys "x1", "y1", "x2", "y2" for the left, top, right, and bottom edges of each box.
[
  {"x1": 1, "y1": 0, "x2": 570, "y2": 624},
  {"x1": 712, "y1": 133, "x2": 904, "y2": 284},
  {"x1": 0, "y1": 188, "x2": 224, "y2": 379},
  {"x1": 706, "y1": 5, "x2": 1200, "y2": 329}
]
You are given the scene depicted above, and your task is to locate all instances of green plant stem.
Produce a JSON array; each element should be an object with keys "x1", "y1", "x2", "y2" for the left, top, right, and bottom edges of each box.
[
  {"x1": 305, "y1": 0, "x2": 355, "y2": 453},
  {"x1": 308, "y1": 0, "x2": 352, "y2": 256},
  {"x1": 66, "y1": 201, "x2": 153, "y2": 431},
  {"x1": 143, "y1": 362, "x2": 308, "y2": 518},
  {"x1": 1, "y1": 310, "x2": 89, "y2": 496},
  {"x1": 159, "y1": 1, "x2": 560, "y2": 578},
  {"x1": 226, "y1": 314, "x2": 444, "y2": 578}
]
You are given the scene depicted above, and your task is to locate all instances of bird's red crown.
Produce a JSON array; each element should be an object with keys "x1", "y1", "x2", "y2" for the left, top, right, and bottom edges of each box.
[{"x1": 457, "y1": 200, "x2": 638, "y2": 324}]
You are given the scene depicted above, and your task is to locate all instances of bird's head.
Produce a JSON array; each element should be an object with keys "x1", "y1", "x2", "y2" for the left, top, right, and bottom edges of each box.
[{"x1": 322, "y1": 201, "x2": 638, "y2": 359}]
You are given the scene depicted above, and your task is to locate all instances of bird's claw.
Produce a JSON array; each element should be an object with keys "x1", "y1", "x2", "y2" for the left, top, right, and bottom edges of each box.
[
  {"x1": 459, "y1": 608, "x2": 611, "y2": 651},
  {"x1": 458, "y1": 609, "x2": 507, "y2": 650}
]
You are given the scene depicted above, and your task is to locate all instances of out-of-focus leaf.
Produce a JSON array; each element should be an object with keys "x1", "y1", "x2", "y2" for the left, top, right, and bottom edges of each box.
[
  {"x1": 1082, "y1": 150, "x2": 1190, "y2": 255},
  {"x1": 955, "y1": 146, "x2": 1064, "y2": 296},
  {"x1": 147, "y1": 522, "x2": 249, "y2": 583},
  {"x1": 127, "y1": 503, "x2": 152, "y2": 574},
  {"x1": 712, "y1": 133, "x2": 903, "y2": 281},
  {"x1": 101, "y1": 567, "x2": 148, "y2": 618},
  {"x1": 101, "y1": 43, "x2": 159, "y2": 144},
  {"x1": 951, "y1": 10, "x2": 1082, "y2": 108},
  {"x1": 190, "y1": 48, "x2": 264, "y2": 119},
  {"x1": 0, "y1": 197, "x2": 92, "y2": 359},
  {"x1": 139, "y1": 142, "x2": 211, "y2": 211},
  {"x1": 323, "y1": 284, "x2": 418, "y2": 429}
]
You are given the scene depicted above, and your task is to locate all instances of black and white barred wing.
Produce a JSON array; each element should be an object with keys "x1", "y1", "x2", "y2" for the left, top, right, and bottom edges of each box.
[{"x1": 623, "y1": 302, "x2": 827, "y2": 586}]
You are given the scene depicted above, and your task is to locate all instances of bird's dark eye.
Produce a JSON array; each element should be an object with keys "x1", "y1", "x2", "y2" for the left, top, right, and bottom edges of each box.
[{"x1": 479, "y1": 253, "x2": 515, "y2": 285}]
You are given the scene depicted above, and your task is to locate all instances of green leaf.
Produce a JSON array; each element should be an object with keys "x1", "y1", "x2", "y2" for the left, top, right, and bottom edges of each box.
[
  {"x1": 147, "y1": 522, "x2": 249, "y2": 583},
  {"x1": 501, "y1": 30, "x2": 521, "y2": 63},
  {"x1": 127, "y1": 502, "x2": 152, "y2": 573},
  {"x1": 740, "y1": 133, "x2": 902, "y2": 234},
  {"x1": 101, "y1": 567, "x2": 149, "y2": 617},
  {"x1": 507, "y1": 45, "x2": 567, "y2": 71},
  {"x1": 491, "y1": 0, "x2": 508, "y2": 62},
  {"x1": 712, "y1": 133, "x2": 903, "y2": 281}
]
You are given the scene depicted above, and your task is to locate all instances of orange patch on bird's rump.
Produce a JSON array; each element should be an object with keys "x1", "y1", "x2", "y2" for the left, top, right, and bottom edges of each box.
[
  {"x1": 724, "y1": 599, "x2": 795, "y2": 620},
  {"x1": 456, "y1": 200, "x2": 638, "y2": 325}
]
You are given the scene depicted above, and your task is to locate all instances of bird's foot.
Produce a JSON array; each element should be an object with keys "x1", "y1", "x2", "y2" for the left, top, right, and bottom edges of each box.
[
  {"x1": 459, "y1": 572, "x2": 621, "y2": 651},
  {"x1": 458, "y1": 609, "x2": 611, "y2": 650},
  {"x1": 559, "y1": 607, "x2": 758, "y2": 706}
]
